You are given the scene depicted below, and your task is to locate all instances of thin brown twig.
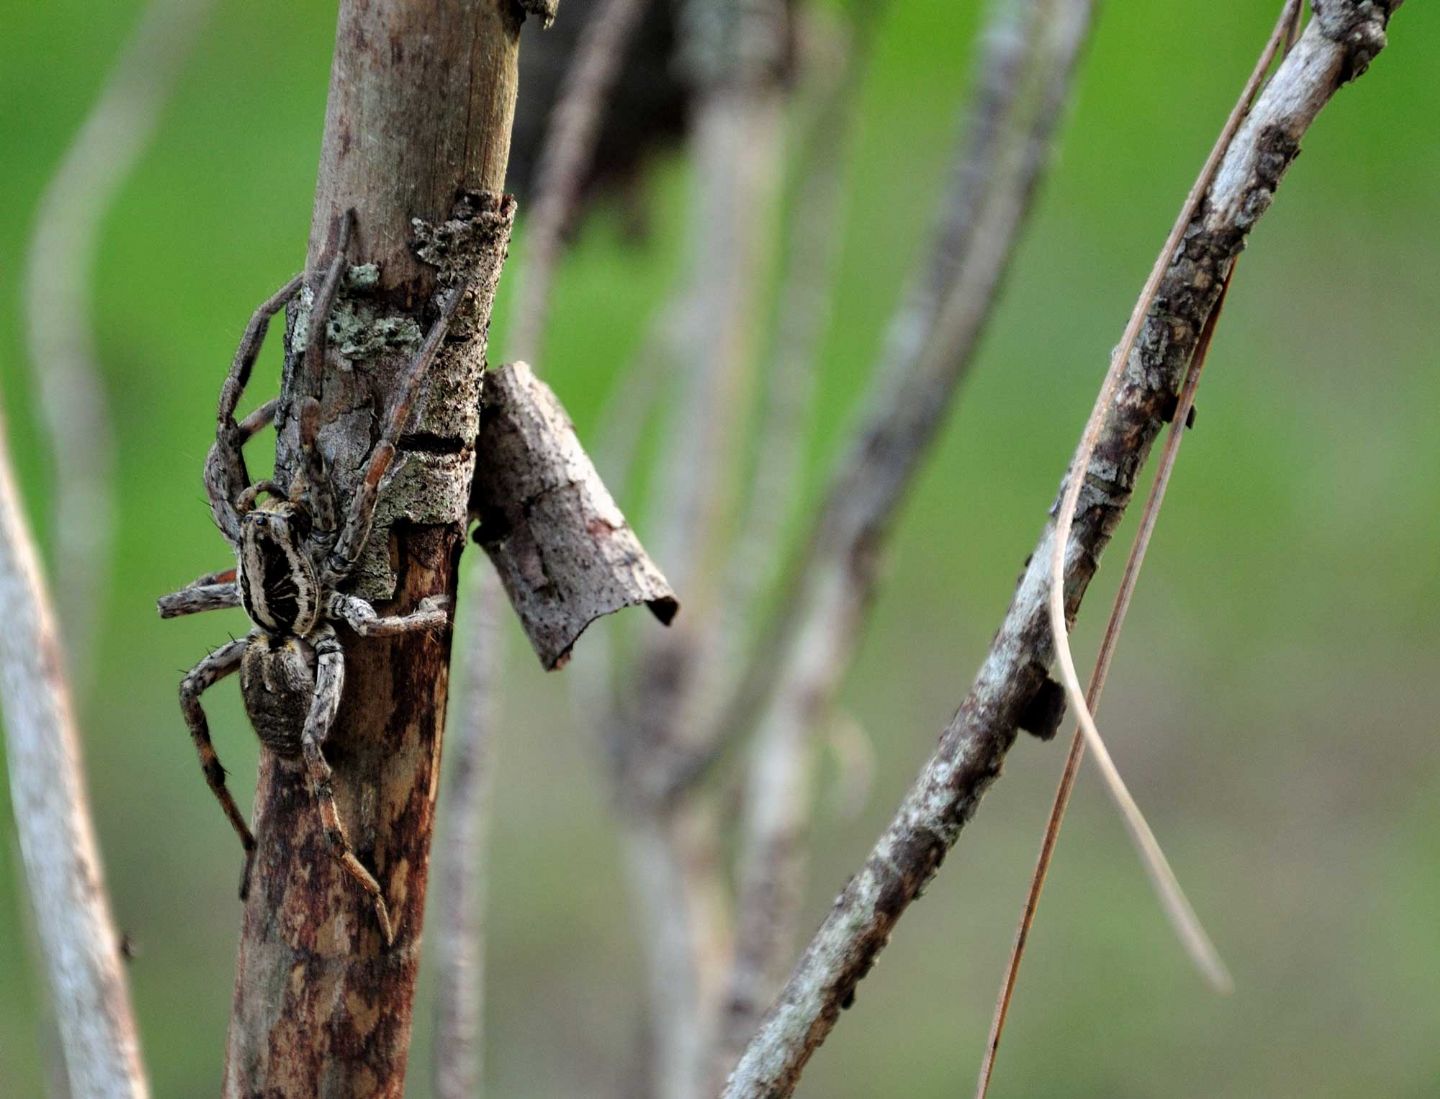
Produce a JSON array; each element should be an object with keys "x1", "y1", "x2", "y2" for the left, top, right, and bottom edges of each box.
[
  {"x1": 1044, "y1": 0, "x2": 1302, "y2": 993},
  {"x1": 686, "y1": 0, "x2": 1096, "y2": 796},
  {"x1": 509, "y1": 0, "x2": 654, "y2": 367},
  {"x1": 605, "y1": 2, "x2": 791, "y2": 1093},
  {"x1": 975, "y1": 267, "x2": 1236, "y2": 1099},
  {"x1": 433, "y1": 569, "x2": 504, "y2": 1099},
  {"x1": 708, "y1": 5, "x2": 872, "y2": 713}
]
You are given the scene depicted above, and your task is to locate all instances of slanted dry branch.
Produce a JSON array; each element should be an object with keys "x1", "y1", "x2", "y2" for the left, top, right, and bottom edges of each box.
[{"x1": 723, "y1": 2, "x2": 1401, "y2": 1095}]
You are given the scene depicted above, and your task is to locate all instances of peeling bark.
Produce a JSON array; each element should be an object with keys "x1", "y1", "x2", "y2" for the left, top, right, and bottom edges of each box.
[{"x1": 472, "y1": 361, "x2": 677, "y2": 670}]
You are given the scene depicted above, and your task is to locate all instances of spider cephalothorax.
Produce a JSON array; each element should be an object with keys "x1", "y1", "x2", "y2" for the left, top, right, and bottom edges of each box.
[
  {"x1": 157, "y1": 213, "x2": 458, "y2": 945},
  {"x1": 236, "y1": 490, "x2": 321, "y2": 638}
]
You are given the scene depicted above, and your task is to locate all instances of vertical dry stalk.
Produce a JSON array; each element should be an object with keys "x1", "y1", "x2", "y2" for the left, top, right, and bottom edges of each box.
[
  {"x1": 432, "y1": 570, "x2": 504, "y2": 1099},
  {"x1": 509, "y1": 0, "x2": 653, "y2": 366},
  {"x1": 605, "y1": 0, "x2": 792, "y2": 1091},
  {"x1": 224, "y1": 2, "x2": 542, "y2": 1093},
  {"x1": 723, "y1": 3, "x2": 1399, "y2": 1094},
  {"x1": 22, "y1": 0, "x2": 216, "y2": 679},
  {"x1": 711, "y1": 5, "x2": 866, "y2": 709},
  {"x1": 0, "y1": 399, "x2": 148, "y2": 1096},
  {"x1": 717, "y1": 0, "x2": 1094, "y2": 1063}
]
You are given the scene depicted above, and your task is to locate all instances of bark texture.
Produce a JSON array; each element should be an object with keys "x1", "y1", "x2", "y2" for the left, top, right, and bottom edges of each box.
[
  {"x1": 723, "y1": 2, "x2": 1401, "y2": 1095},
  {"x1": 473, "y1": 360, "x2": 678, "y2": 669},
  {"x1": 224, "y1": 2, "x2": 534, "y2": 1094}
]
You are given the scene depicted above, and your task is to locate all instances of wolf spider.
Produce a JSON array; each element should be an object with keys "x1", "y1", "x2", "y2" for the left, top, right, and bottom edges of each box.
[{"x1": 158, "y1": 214, "x2": 459, "y2": 945}]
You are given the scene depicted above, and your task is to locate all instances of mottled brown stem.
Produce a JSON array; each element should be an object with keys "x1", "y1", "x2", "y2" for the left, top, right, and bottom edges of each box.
[
  {"x1": 723, "y1": 2, "x2": 1401, "y2": 1094},
  {"x1": 223, "y1": 2, "x2": 539, "y2": 1094}
]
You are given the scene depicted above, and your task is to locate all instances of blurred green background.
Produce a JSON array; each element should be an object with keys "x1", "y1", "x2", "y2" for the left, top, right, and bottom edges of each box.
[{"x1": 2, "y1": 1, "x2": 1438, "y2": 1095}]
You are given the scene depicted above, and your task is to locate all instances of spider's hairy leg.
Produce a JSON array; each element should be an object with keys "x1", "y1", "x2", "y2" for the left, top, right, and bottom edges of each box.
[
  {"x1": 301, "y1": 626, "x2": 395, "y2": 945},
  {"x1": 179, "y1": 636, "x2": 258, "y2": 898},
  {"x1": 324, "y1": 286, "x2": 464, "y2": 583},
  {"x1": 158, "y1": 577, "x2": 240, "y2": 619},
  {"x1": 292, "y1": 210, "x2": 355, "y2": 533},
  {"x1": 207, "y1": 275, "x2": 303, "y2": 545},
  {"x1": 327, "y1": 592, "x2": 451, "y2": 637},
  {"x1": 237, "y1": 398, "x2": 278, "y2": 442}
]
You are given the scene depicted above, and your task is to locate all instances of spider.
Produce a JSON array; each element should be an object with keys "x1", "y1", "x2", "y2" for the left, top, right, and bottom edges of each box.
[{"x1": 157, "y1": 213, "x2": 460, "y2": 945}]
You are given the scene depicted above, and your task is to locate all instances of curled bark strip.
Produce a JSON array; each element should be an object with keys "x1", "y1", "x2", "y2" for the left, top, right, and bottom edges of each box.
[
  {"x1": 472, "y1": 360, "x2": 678, "y2": 670},
  {"x1": 722, "y1": 3, "x2": 1402, "y2": 1095}
]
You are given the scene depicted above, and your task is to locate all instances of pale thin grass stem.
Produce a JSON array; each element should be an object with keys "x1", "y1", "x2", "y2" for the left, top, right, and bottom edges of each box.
[
  {"x1": 977, "y1": 269, "x2": 1234, "y2": 1099},
  {"x1": 1044, "y1": 0, "x2": 1300, "y2": 992}
]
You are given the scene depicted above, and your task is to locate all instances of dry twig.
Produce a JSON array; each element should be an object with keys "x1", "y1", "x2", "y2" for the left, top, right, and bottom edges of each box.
[
  {"x1": 722, "y1": 3, "x2": 1401, "y2": 1094},
  {"x1": 432, "y1": 569, "x2": 504, "y2": 1099},
  {"x1": 602, "y1": 1, "x2": 792, "y2": 1093},
  {"x1": 717, "y1": 0, "x2": 1095, "y2": 1060},
  {"x1": 509, "y1": 0, "x2": 654, "y2": 366},
  {"x1": 1040, "y1": 0, "x2": 1310, "y2": 994},
  {"x1": 0, "y1": 402, "x2": 148, "y2": 1096},
  {"x1": 976, "y1": 267, "x2": 1236, "y2": 1099}
]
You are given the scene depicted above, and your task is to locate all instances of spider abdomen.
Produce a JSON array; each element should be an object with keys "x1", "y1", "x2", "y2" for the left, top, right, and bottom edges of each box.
[{"x1": 239, "y1": 636, "x2": 315, "y2": 759}]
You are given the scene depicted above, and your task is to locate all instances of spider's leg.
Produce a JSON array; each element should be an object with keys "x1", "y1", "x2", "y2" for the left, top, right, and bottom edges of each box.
[
  {"x1": 326, "y1": 592, "x2": 451, "y2": 637},
  {"x1": 237, "y1": 398, "x2": 279, "y2": 442},
  {"x1": 300, "y1": 626, "x2": 395, "y2": 945},
  {"x1": 208, "y1": 276, "x2": 303, "y2": 545},
  {"x1": 179, "y1": 636, "x2": 257, "y2": 897},
  {"x1": 324, "y1": 286, "x2": 465, "y2": 584},
  {"x1": 158, "y1": 579, "x2": 240, "y2": 619},
  {"x1": 292, "y1": 211, "x2": 354, "y2": 533}
]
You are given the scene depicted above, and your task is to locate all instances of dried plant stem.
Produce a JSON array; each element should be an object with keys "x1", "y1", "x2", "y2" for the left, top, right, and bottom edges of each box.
[
  {"x1": 1043, "y1": 0, "x2": 1304, "y2": 993},
  {"x1": 604, "y1": 1, "x2": 790, "y2": 1093},
  {"x1": 432, "y1": 569, "x2": 504, "y2": 1099},
  {"x1": 717, "y1": 0, "x2": 1094, "y2": 1064},
  {"x1": 711, "y1": 7, "x2": 868, "y2": 706},
  {"x1": 22, "y1": 0, "x2": 215, "y2": 680},
  {"x1": 509, "y1": 0, "x2": 652, "y2": 366},
  {"x1": 722, "y1": 2, "x2": 1400, "y2": 1092},
  {"x1": 0, "y1": 399, "x2": 148, "y2": 1096},
  {"x1": 696, "y1": 0, "x2": 1094, "y2": 792},
  {"x1": 976, "y1": 268, "x2": 1234, "y2": 1099}
]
